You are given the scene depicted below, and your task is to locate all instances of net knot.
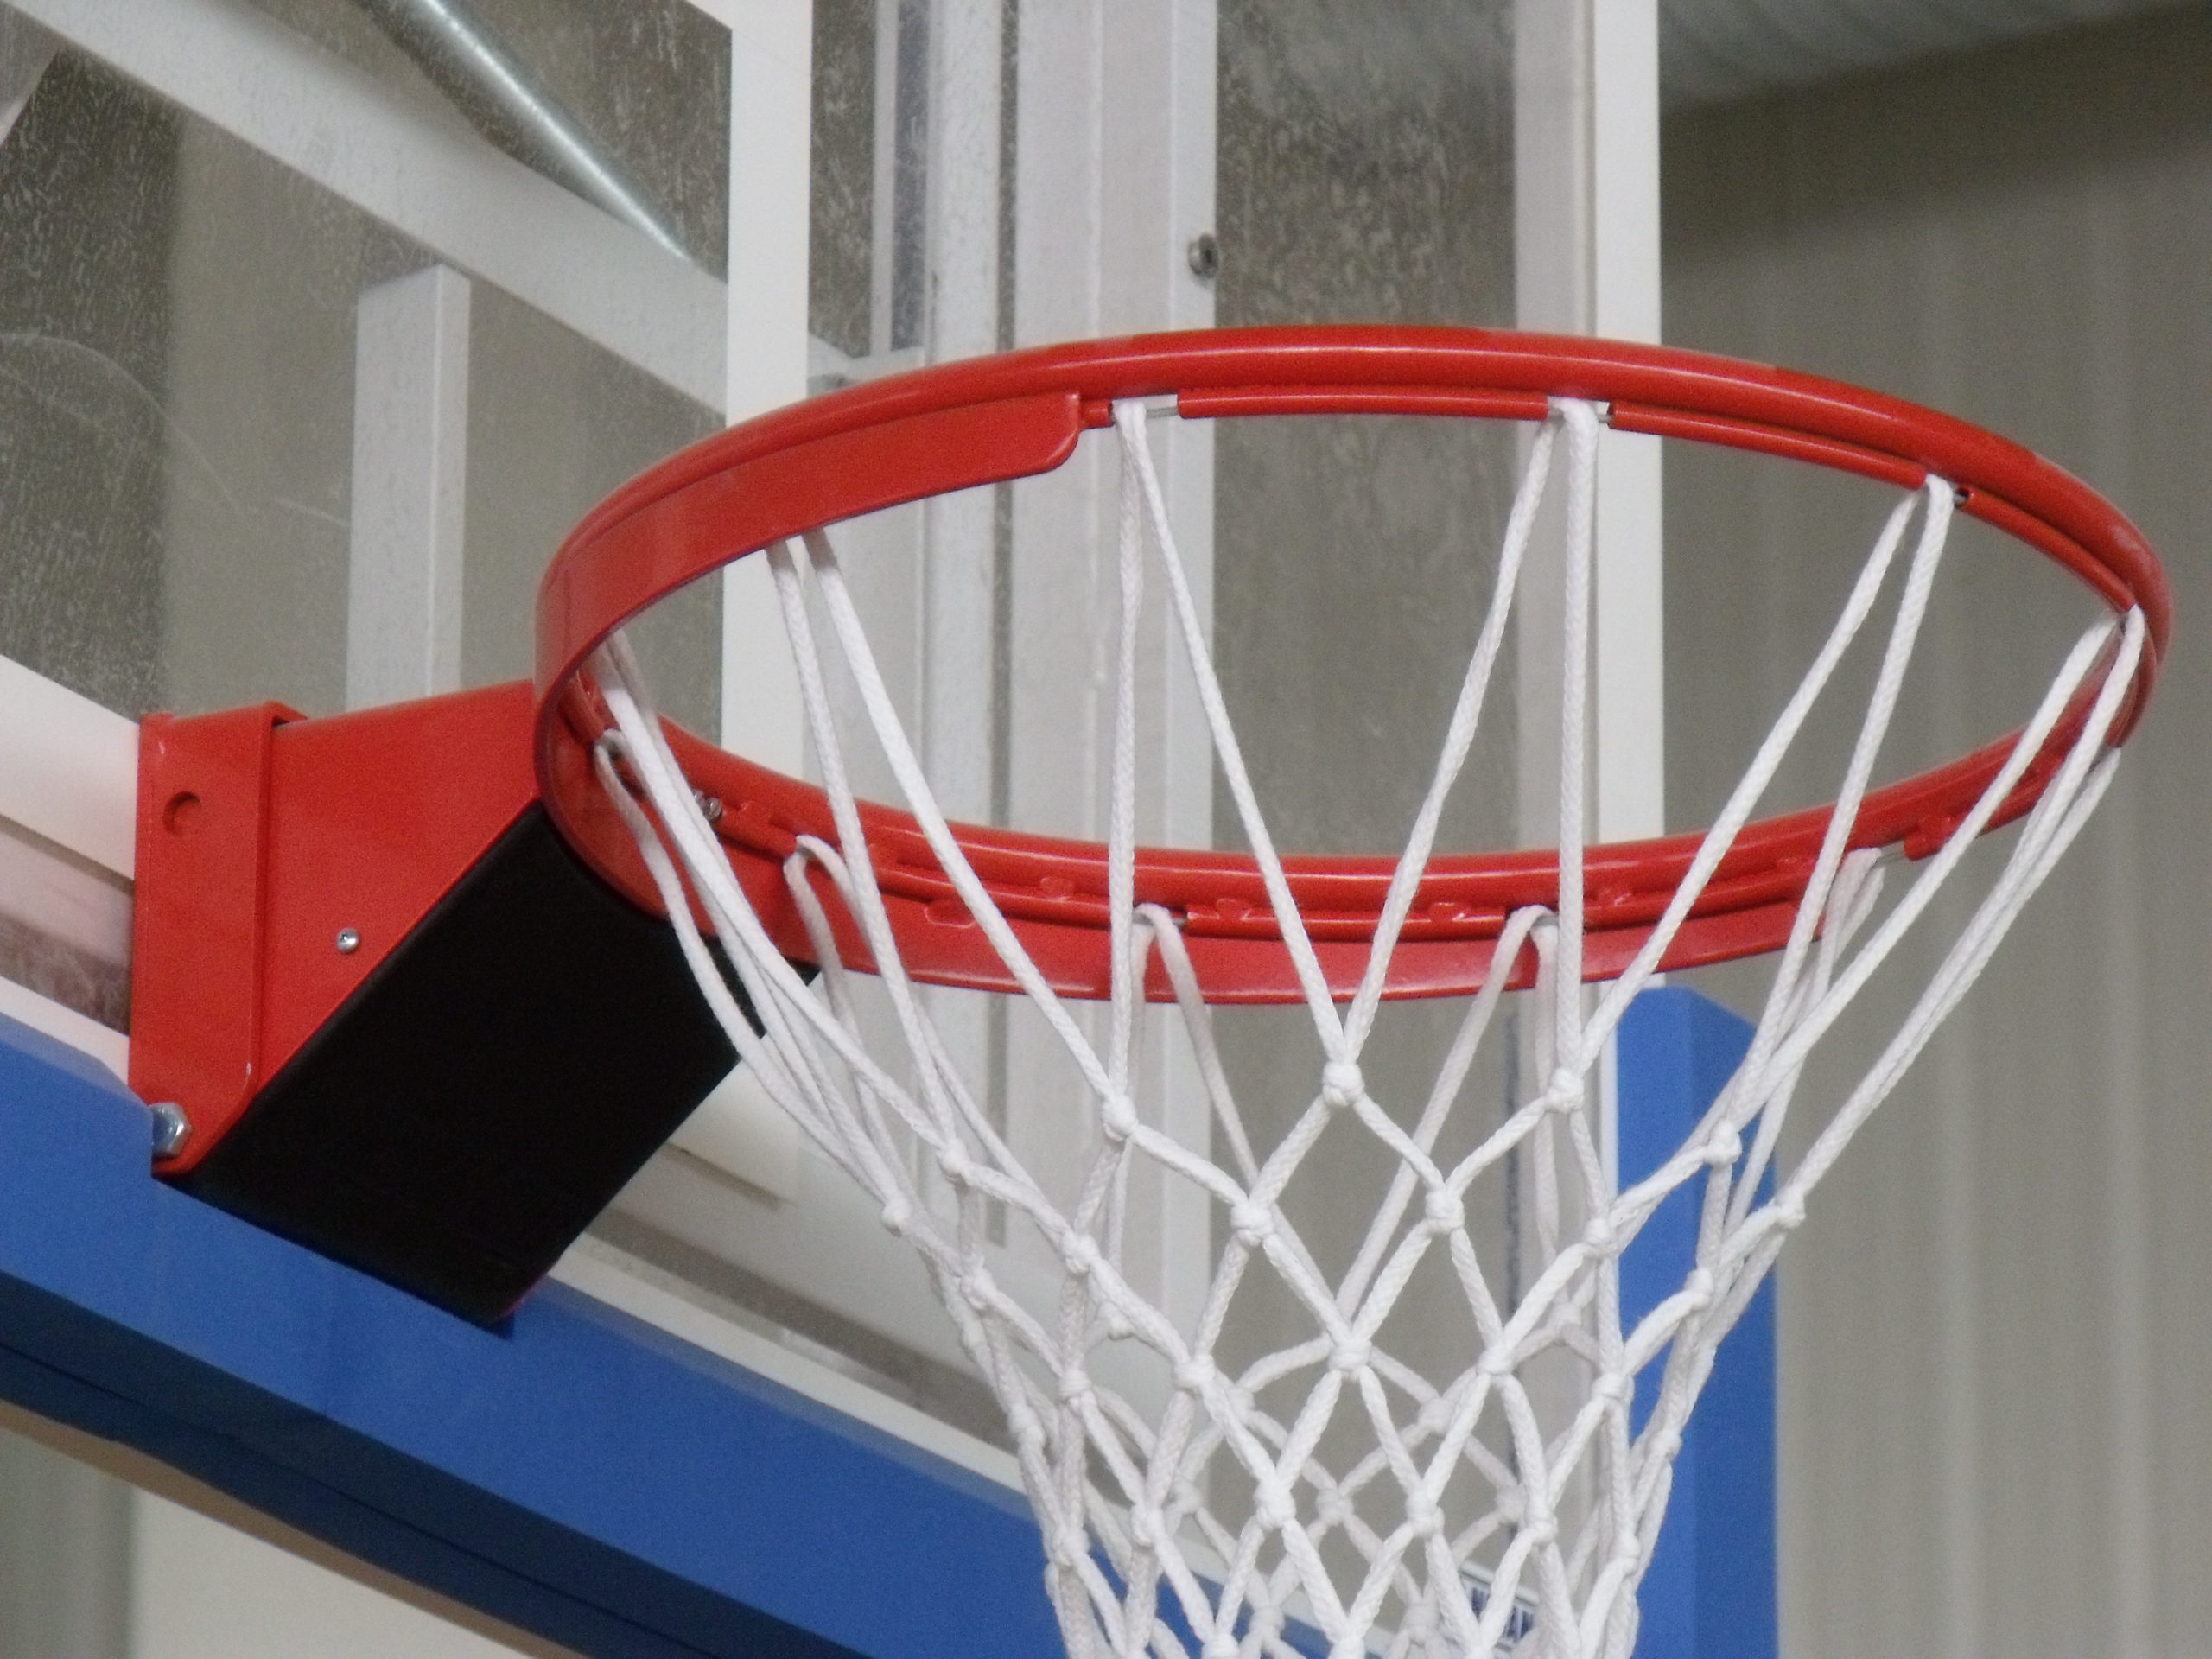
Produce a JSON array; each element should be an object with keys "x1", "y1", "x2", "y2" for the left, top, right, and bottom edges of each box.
[
  {"x1": 1062, "y1": 1232, "x2": 1103, "y2": 1278},
  {"x1": 1522, "y1": 1511, "x2": 1559, "y2": 1548},
  {"x1": 1615, "y1": 1526, "x2": 1643, "y2": 1561},
  {"x1": 879, "y1": 1196, "x2": 912, "y2": 1236},
  {"x1": 1099, "y1": 1091, "x2": 1138, "y2": 1142},
  {"x1": 1255, "y1": 1478, "x2": 1296, "y2": 1530},
  {"x1": 1315, "y1": 1487, "x2": 1353, "y2": 1529},
  {"x1": 1230, "y1": 1198, "x2": 1276, "y2": 1248},
  {"x1": 1202, "y1": 1637, "x2": 1240, "y2": 1659},
  {"x1": 1406, "y1": 1491, "x2": 1443, "y2": 1535},
  {"x1": 1423, "y1": 1185, "x2": 1465, "y2": 1232},
  {"x1": 1682, "y1": 1268, "x2": 1715, "y2": 1310},
  {"x1": 1128, "y1": 1505, "x2": 1165, "y2": 1550},
  {"x1": 1058, "y1": 1367, "x2": 1094, "y2": 1406},
  {"x1": 1703, "y1": 1125, "x2": 1745, "y2": 1166},
  {"x1": 1050, "y1": 1522, "x2": 1089, "y2": 1567},
  {"x1": 1592, "y1": 1370, "x2": 1630, "y2": 1407},
  {"x1": 1582, "y1": 1214, "x2": 1618, "y2": 1255},
  {"x1": 938, "y1": 1143, "x2": 977, "y2": 1189},
  {"x1": 1006, "y1": 1401, "x2": 1045, "y2": 1451},
  {"x1": 958, "y1": 1268, "x2": 998, "y2": 1313},
  {"x1": 1176, "y1": 1354, "x2": 1218, "y2": 1395},
  {"x1": 1773, "y1": 1191, "x2": 1808, "y2": 1229},
  {"x1": 1546, "y1": 1066, "x2": 1586, "y2": 1113},
  {"x1": 1330, "y1": 1337, "x2": 1372, "y2": 1375},
  {"x1": 1321, "y1": 1062, "x2": 1365, "y2": 1109}
]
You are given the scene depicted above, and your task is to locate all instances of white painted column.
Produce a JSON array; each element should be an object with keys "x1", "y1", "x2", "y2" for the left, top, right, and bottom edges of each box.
[
  {"x1": 1012, "y1": 0, "x2": 1216, "y2": 1332},
  {"x1": 920, "y1": 0, "x2": 1002, "y2": 824},
  {"x1": 906, "y1": 0, "x2": 1005, "y2": 1202},
  {"x1": 346, "y1": 264, "x2": 471, "y2": 711},
  {"x1": 1012, "y1": 0, "x2": 1216, "y2": 870},
  {"x1": 659, "y1": 0, "x2": 815, "y2": 1202},
  {"x1": 1589, "y1": 0, "x2": 1665, "y2": 847},
  {"x1": 868, "y1": 0, "x2": 903, "y2": 356},
  {"x1": 719, "y1": 0, "x2": 810, "y2": 778},
  {"x1": 1513, "y1": 0, "x2": 1665, "y2": 847},
  {"x1": 1101, "y1": 0, "x2": 1217, "y2": 861},
  {"x1": 1511, "y1": 0, "x2": 1664, "y2": 1527},
  {"x1": 1125, "y1": 0, "x2": 1217, "y2": 1344}
]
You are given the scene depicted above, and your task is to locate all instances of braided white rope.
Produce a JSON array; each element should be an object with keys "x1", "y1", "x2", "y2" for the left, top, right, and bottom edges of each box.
[{"x1": 589, "y1": 399, "x2": 2142, "y2": 1659}]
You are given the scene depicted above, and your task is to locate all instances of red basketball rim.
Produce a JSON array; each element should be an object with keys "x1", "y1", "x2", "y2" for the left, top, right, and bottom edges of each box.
[{"x1": 533, "y1": 327, "x2": 2170, "y2": 1004}]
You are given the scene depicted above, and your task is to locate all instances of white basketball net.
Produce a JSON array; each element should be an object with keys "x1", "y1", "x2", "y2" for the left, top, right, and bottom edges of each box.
[{"x1": 589, "y1": 397, "x2": 2144, "y2": 1658}]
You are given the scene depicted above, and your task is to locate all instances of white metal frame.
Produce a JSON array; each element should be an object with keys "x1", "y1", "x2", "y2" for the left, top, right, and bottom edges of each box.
[
  {"x1": 346, "y1": 265, "x2": 472, "y2": 711},
  {"x1": 9, "y1": 0, "x2": 723, "y2": 409},
  {"x1": 0, "y1": 0, "x2": 1672, "y2": 1471}
]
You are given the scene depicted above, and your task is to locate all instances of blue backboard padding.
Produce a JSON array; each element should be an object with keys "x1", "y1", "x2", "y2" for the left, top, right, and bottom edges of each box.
[
  {"x1": 0, "y1": 992, "x2": 1770, "y2": 1659},
  {"x1": 0, "y1": 1011, "x2": 1060, "y2": 1658},
  {"x1": 1617, "y1": 988, "x2": 1777, "y2": 1659}
]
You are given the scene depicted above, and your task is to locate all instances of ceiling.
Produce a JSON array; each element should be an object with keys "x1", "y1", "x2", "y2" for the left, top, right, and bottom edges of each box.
[{"x1": 1662, "y1": 0, "x2": 2189, "y2": 104}]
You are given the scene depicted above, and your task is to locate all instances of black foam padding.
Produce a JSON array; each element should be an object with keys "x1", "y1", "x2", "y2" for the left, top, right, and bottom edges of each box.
[{"x1": 176, "y1": 804, "x2": 752, "y2": 1326}]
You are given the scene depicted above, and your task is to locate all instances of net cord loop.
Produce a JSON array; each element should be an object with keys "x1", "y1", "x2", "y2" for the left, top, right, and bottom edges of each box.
[
  {"x1": 1606, "y1": 616, "x2": 2134, "y2": 1530},
  {"x1": 1581, "y1": 484, "x2": 1935, "y2": 1069},
  {"x1": 1339, "y1": 421, "x2": 1560, "y2": 1056},
  {"x1": 1621, "y1": 481, "x2": 1956, "y2": 1220},
  {"x1": 1113, "y1": 401, "x2": 1343, "y2": 1060},
  {"x1": 794, "y1": 527, "x2": 1124, "y2": 1104}
]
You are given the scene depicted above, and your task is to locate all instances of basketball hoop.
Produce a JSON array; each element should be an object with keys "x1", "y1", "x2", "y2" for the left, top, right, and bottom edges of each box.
[{"x1": 536, "y1": 328, "x2": 2166, "y2": 1657}]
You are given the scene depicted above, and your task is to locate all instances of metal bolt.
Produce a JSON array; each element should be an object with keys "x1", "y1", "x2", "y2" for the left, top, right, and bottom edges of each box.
[
  {"x1": 693, "y1": 790, "x2": 725, "y2": 823},
  {"x1": 335, "y1": 927, "x2": 361, "y2": 954},
  {"x1": 150, "y1": 1103, "x2": 190, "y2": 1160},
  {"x1": 1186, "y1": 232, "x2": 1220, "y2": 283}
]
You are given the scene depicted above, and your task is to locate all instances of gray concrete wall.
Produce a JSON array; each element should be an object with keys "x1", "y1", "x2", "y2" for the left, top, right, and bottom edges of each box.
[
  {"x1": 0, "y1": 1429, "x2": 130, "y2": 1659},
  {"x1": 1663, "y1": 11, "x2": 2212, "y2": 1652}
]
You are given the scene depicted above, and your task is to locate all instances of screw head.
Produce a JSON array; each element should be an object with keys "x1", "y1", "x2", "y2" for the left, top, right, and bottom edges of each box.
[
  {"x1": 335, "y1": 927, "x2": 361, "y2": 954},
  {"x1": 149, "y1": 1103, "x2": 190, "y2": 1160},
  {"x1": 692, "y1": 790, "x2": 724, "y2": 823},
  {"x1": 1187, "y1": 232, "x2": 1220, "y2": 283}
]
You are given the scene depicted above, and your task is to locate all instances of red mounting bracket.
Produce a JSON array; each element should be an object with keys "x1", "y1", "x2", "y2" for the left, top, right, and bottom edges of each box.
[{"x1": 131, "y1": 683, "x2": 540, "y2": 1172}]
